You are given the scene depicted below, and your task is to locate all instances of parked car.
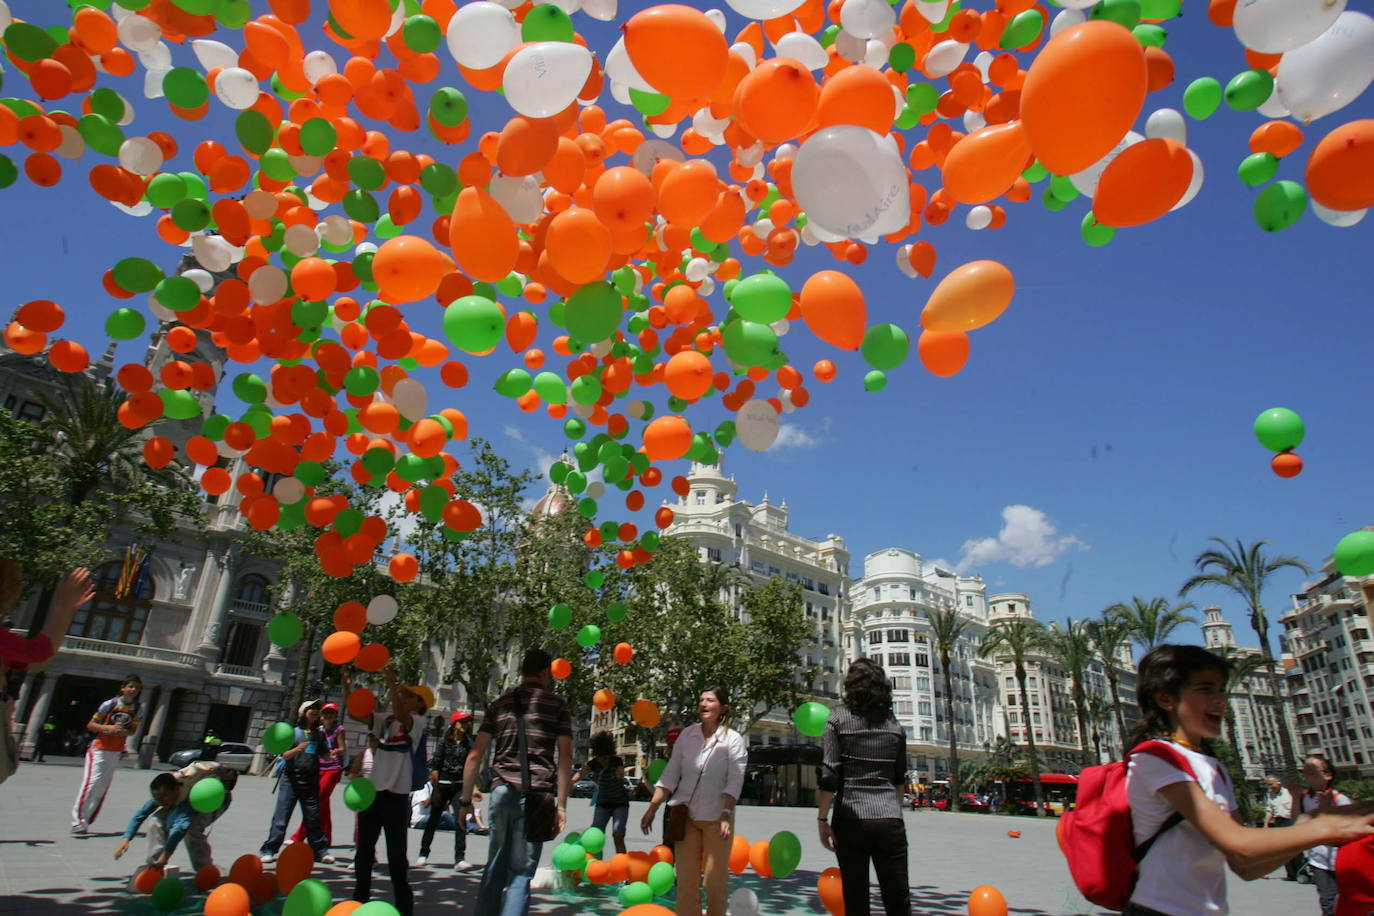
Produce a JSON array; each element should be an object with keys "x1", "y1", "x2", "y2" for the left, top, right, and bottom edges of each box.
[
  {"x1": 165, "y1": 742, "x2": 255, "y2": 773},
  {"x1": 571, "y1": 778, "x2": 596, "y2": 799},
  {"x1": 625, "y1": 777, "x2": 653, "y2": 800},
  {"x1": 933, "y1": 793, "x2": 989, "y2": 813}
]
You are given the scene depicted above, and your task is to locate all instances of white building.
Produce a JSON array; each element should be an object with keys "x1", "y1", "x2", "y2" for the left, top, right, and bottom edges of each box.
[{"x1": 1200, "y1": 605, "x2": 1292, "y2": 780}]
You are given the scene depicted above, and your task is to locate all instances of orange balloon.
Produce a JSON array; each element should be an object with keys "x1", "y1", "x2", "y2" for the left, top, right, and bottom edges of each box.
[
  {"x1": 227, "y1": 854, "x2": 262, "y2": 890},
  {"x1": 608, "y1": 853, "x2": 631, "y2": 883},
  {"x1": 551, "y1": 657, "x2": 572, "y2": 679},
  {"x1": 818, "y1": 866, "x2": 845, "y2": 916},
  {"x1": 613, "y1": 642, "x2": 634, "y2": 664},
  {"x1": 651, "y1": 844, "x2": 674, "y2": 864},
  {"x1": 729, "y1": 835, "x2": 751, "y2": 874},
  {"x1": 587, "y1": 860, "x2": 614, "y2": 884},
  {"x1": 917, "y1": 330, "x2": 970, "y2": 377},
  {"x1": 642, "y1": 416, "x2": 693, "y2": 461},
  {"x1": 329, "y1": 0, "x2": 393, "y2": 41},
  {"x1": 134, "y1": 867, "x2": 164, "y2": 894},
  {"x1": 347, "y1": 687, "x2": 377, "y2": 719},
  {"x1": 372, "y1": 235, "x2": 453, "y2": 304},
  {"x1": 623, "y1": 5, "x2": 727, "y2": 100},
  {"x1": 1248, "y1": 120, "x2": 1303, "y2": 159},
  {"x1": 618, "y1": 904, "x2": 675, "y2": 916},
  {"x1": 449, "y1": 188, "x2": 518, "y2": 282},
  {"x1": 1091, "y1": 137, "x2": 1193, "y2": 228},
  {"x1": 15, "y1": 299, "x2": 64, "y2": 332},
  {"x1": 657, "y1": 161, "x2": 719, "y2": 226},
  {"x1": 325, "y1": 903, "x2": 364, "y2": 916},
  {"x1": 920, "y1": 260, "x2": 1014, "y2": 332},
  {"x1": 205, "y1": 881, "x2": 251, "y2": 916},
  {"x1": 800, "y1": 271, "x2": 866, "y2": 351},
  {"x1": 625, "y1": 851, "x2": 654, "y2": 883},
  {"x1": 1305, "y1": 119, "x2": 1374, "y2": 213},
  {"x1": 321, "y1": 630, "x2": 362, "y2": 665},
  {"x1": 546, "y1": 209, "x2": 613, "y2": 284},
  {"x1": 497, "y1": 115, "x2": 560, "y2": 177},
  {"x1": 749, "y1": 840, "x2": 773, "y2": 877},
  {"x1": 593, "y1": 166, "x2": 656, "y2": 230},
  {"x1": 195, "y1": 865, "x2": 221, "y2": 892},
  {"x1": 390, "y1": 553, "x2": 418, "y2": 582},
  {"x1": 941, "y1": 122, "x2": 1031, "y2": 205},
  {"x1": 593, "y1": 688, "x2": 616, "y2": 711},
  {"x1": 816, "y1": 65, "x2": 895, "y2": 134},
  {"x1": 1272, "y1": 452, "x2": 1303, "y2": 478},
  {"x1": 631, "y1": 698, "x2": 660, "y2": 727},
  {"x1": 968, "y1": 885, "x2": 1009, "y2": 916},
  {"x1": 275, "y1": 841, "x2": 315, "y2": 893},
  {"x1": 1020, "y1": 21, "x2": 1148, "y2": 174},
  {"x1": 355, "y1": 643, "x2": 391, "y2": 672},
  {"x1": 49, "y1": 340, "x2": 90, "y2": 373},
  {"x1": 663, "y1": 350, "x2": 713, "y2": 400},
  {"x1": 734, "y1": 59, "x2": 821, "y2": 144}
]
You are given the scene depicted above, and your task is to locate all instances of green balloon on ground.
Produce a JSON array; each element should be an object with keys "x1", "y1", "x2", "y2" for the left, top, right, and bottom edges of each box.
[
  {"x1": 1334, "y1": 531, "x2": 1374, "y2": 578},
  {"x1": 1236, "y1": 152, "x2": 1278, "y2": 187},
  {"x1": 648, "y1": 860, "x2": 675, "y2": 894},
  {"x1": 283, "y1": 878, "x2": 333, "y2": 916},
  {"x1": 861, "y1": 324, "x2": 909, "y2": 371},
  {"x1": 549, "y1": 603, "x2": 572, "y2": 628},
  {"x1": 1182, "y1": 77, "x2": 1222, "y2": 120},
  {"x1": 151, "y1": 875, "x2": 184, "y2": 910},
  {"x1": 1224, "y1": 69, "x2": 1273, "y2": 112},
  {"x1": 576, "y1": 625, "x2": 602, "y2": 647},
  {"x1": 1253, "y1": 407, "x2": 1304, "y2": 452},
  {"x1": 647, "y1": 759, "x2": 667, "y2": 783},
  {"x1": 262, "y1": 721, "x2": 296, "y2": 755},
  {"x1": 793, "y1": 701, "x2": 830, "y2": 737},
  {"x1": 188, "y1": 777, "x2": 225, "y2": 813},
  {"x1": 580, "y1": 826, "x2": 606, "y2": 855},
  {"x1": 268, "y1": 612, "x2": 303, "y2": 647},
  {"x1": 565, "y1": 282, "x2": 623, "y2": 343},
  {"x1": 344, "y1": 777, "x2": 378, "y2": 812},
  {"x1": 768, "y1": 830, "x2": 803, "y2": 878},
  {"x1": 443, "y1": 296, "x2": 505, "y2": 354},
  {"x1": 1253, "y1": 181, "x2": 1306, "y2": 233},
  {"x1": 353, "y1": 902, "x2": 402, "y2": 916},
  {"x1": 619, "y1": 882, "x2": 654, "y2": 906}
]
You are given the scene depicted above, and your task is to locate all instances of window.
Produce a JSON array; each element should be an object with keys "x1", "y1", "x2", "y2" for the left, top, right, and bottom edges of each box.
[
  {"x1": 734, "y1": 523, "x2": 742, "y2": 538},
  {"x1": 920, "y1": 726, "x2": 933, "y2": 742},
  {"x1": 892, "y1": 676, "x2": 912, "y2": 690},
  {"x1": 895, "y1": 700, "x2": 913, "y2": 715},
  {"x1": 914, "y1": 653, "x2": 930, "y2": 668},
  {"x1": 916, "y1": 676, "x2": 931, "y2": 691},
  {"x1": 887, "y1": 629, "x2": 910, "y2": 643},
  {"x1": 69, "y1": 561, "x2": 153, "y2": 645},
  {"x1": 909, "y1": 587, "x2": 918, "y2": 599},
  {"x1": 868, "y1": 631, "x2": 884, "y2": 644},
  {"x1": 918, "y1": 700, "x2": 932, "y2": 716},
  {"x1": 965, "y1": 595, "x2": 974, "y2": 607},
  {"x1": 234, "y1": 574, "x2": 271, "y2": 609},
  {"x1": 768, "y1": 566, "x2": 780, "y2": 577},
  {"x1": 872, "y1": 587, "x2": 882, "y2": 601},
  {"x1": 715, "y1": 492, "x2": 725, "y2": 504},
  {"x1": 221, "y1": 620, "x2": 262, "y2": 668},
  {"x1": 888, "y1": 652, "x2": 911, "y2": 668},
  {"x1": 706, "y1": 547, "x2": 722, "y2": 562},
  {"x1": 16, "y1": 400, "x2": 45, "y2": 421},
  {"x1": 1005, "y1": 677, "x2": 1015, "y2": 689},
  {"x1": 818, "y1": 582, "x2": 831, "y2": 595},
  {"x1": 695, "y1": 491, "x2": 706, "y2": 505},
  {"x1": 802, "y1": 577, "x2": 814, "y2": 590}
]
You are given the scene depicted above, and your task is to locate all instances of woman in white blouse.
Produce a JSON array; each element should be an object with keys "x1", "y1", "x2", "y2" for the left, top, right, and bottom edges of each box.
[{"x1": 641, "y1": 686, "x2": 749, "y2": 916}]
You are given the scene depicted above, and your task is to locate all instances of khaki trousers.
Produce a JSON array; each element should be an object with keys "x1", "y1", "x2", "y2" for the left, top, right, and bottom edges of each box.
[{"x1": 674, "y1": 819, "x2": 730, "y2": 916}]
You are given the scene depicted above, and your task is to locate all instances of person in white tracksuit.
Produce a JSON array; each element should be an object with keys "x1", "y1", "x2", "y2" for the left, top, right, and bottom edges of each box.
[{"x1": 71, "y1": 676, "x2": 142, "y2": 833}]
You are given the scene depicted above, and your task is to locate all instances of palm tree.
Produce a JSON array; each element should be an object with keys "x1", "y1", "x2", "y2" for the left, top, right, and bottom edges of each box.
[
  {"x1": 979, "y1": 617, "x2": 1051, "y2": 816},
  {"x1": 1084, "y1": 693, "x2": 1115, "y2": 764},
  {"x1": 929, "y1": 607, "x2": 973, "y2": 812},
  {"x1": 1085, "y1": 612, "x2": 1134, "y2": 755},
  {"x1": 1110, "y1": 596, "x2": 1197, "y2": 651},
  {"x1": 1047, "y1": 618, "x2": 1096, "y2": 766},
  {"x1": 1214, "y1": 647, "x2": 1273, "y2": 752},
  {"x1": 1181, "y1": 537, "x2": 1310, "y2": 775}
]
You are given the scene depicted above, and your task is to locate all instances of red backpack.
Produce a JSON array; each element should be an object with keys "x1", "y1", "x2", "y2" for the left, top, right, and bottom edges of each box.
[{"x1": 1058, "y1": 740, "x2": 1197, "y2": 911}]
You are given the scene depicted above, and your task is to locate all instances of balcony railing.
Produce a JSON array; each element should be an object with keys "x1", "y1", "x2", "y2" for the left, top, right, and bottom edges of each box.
[
  {"x1": 65, "y1": 636, "x2": 204, "y2": 668},
  {"x1": 230, "y1": 599, "x2": 271, "y2": 619},
  {"x1": 214, "y1": 663, "x2": 262, "y2": 679}
]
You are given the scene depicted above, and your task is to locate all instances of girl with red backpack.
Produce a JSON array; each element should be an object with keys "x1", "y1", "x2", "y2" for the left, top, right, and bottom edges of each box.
[{"x1": 1118, "y1": 645, "x2": 1374, "y2": 916}]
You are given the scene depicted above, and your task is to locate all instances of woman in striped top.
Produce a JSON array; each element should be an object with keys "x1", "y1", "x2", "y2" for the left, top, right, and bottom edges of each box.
[{"x1": 816, "y1": 658, "x2": 911, "y2": 916}]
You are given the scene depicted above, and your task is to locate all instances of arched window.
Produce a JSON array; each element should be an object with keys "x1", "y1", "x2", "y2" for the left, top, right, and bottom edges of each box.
[
  {"x1": 68, "y1": 560, "x2": 154, "y2": 644},
  {"x1": 234, "y1": 574, "x2": 271, "y2": 610}
]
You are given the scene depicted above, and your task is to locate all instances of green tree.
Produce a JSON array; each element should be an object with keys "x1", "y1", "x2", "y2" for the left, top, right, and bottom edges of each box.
[
  {"x1": 1084, "y1": 692, "x2": 1115, "y2": 764},
  {"x1": 928, "y1": 607, "x2": 973, "y2": 812},
  {"x1": 1213, "y1": 647, "x2": 1273, "y2": 753},
  {"x1": 1110, "y1": 596, "x2": 1197, "y2": 651},
  {"x1": 979, "y1": 617, "x2": 1051, "y2": 816},
  {"x1": 1048, "y1": 618, "x2": 1096, "y2": 766},
  {"x1": 1181, "y1": 537, "x2": 1310, "y2": 776},
  {"x1": 727, "y1": 576, "x2": 815, "y2": 733},
  {"x1": 1084, "y1": 612, "x2": 1135, "y2": 755}
]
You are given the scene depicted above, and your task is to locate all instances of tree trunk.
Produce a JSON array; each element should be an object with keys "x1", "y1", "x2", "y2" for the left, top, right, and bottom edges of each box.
[
  {"x1": 1092, "y1": 729, "x2": 1102, "y2": 764},
  {"x1": 1073, "y1": 681, "x2": 1091, "y2": 767},
  {"x1": 1016, "y1": 663, "x2": 1046, "y2": 816},
  {"x1": 1251, "y1": 613, "x2": 1298, "y2": 775},
  {"x1": 1107, "y1": 667, "x2": 1128, "y2": 759},
  {"x1": 287, "y1": 619, "x2": 317, "y2": 719},
  {"x1": 944, "y1": 649, "x2": 959, "y2": 813}
]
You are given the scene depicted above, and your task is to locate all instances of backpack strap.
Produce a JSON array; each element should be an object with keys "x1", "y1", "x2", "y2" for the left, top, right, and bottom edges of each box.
[{"x1": 1128, "y1": 740, "x2": 1200, "y2": 863}]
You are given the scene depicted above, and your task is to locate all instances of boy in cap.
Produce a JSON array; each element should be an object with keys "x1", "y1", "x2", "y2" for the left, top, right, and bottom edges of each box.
[{"x1": 115, "y1": 761, "x2": 236, "y2": 872}]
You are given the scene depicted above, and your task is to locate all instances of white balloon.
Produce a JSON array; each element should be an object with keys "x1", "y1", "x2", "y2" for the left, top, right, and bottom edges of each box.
[
  {"x1": 55, "y1": 125, "x2": 85, "y2": 160},
  {"x1": 288, "y1": 154, "x2": 324, "y2": 178},
  {"x1": 729, "y1": 41, "x2": 758, "y2": 69},
  {"x1": 214, "y1": 67, "x2": 261, "y2": 110},
  {"x1": 248, "y1": 265, "x2": 288, "y2": 305},
  {"x1": 962, "y1": 109, "x2": 987, "y2": 133},
  {"x1": 1276, "y1": 11, "x2": 1374, "y2": 123},
  {"x1": 649, "y1": 122, "x2": 678, "y2": 139},
  {"x1": 143, "y1": 68, "x2": 167, "y2": 101},
  {"x1": 1233, "y1": 0, "x2": 1346, "y2": 53},
  {"x1": 737, "y1": 140, "x2": 766, "y2": 168},
  {"x1": 608, "y1": 78, "x2": 632, "y2": 105},
  {"x1": 840, "y1": 0, "x2": 895, "y2": 39},
  {"x1": 118, "y1": 136, "x2": 164, "y2": 176},
  {"x1": 1069, "y1": 130, "x2": 1143, "y2": 197},
  {"x1": 793, "y1": 126, "x2": 910, "y2": 238},
  {"x1": 1169, "y1": 149, "x2": 1204, "y2": 211},
  {"x1": 972, "y1": 51, "x2": 994, "y2": 81},
  {"x1": 833, "y1": 28, "x2": 867, "y2": 64},
  {"x1": 626, "y1": 400, "x2": 646, "y2": 420},
  {"x1": 724, "y1": 0, "x2": 806, "y2": 21},
  {"x1": 1312, "y1": 200, "x2": 1367, "y2": 227},
  {"x1": 705, "y1": 8, "x2": 728, "y2": 33},
  {"x1": 446, "y1": 2, "x2": 520, "y2": 70},
  {"x1": 284, "y1": 224, "x2": 320, "y2": 258},
  {"x1": 775, "y1": 32, "x2": 829, "y2": 70},
  {"x1": 632, "y1": 139, "x2": 684, "y2": 175},
  {"x1": 582, "y1": 0, "x2": 618, "y2": 21},
  {"x1": 303, "y1": 50, "x2": 339, "y2": 84},
  {"x1": 685, "y1": 257, "x2": 711, "y2": 282},
  {"x1": 698, "y1": 276, "x2": 716, "y2": 297},
  {"x1": 392, "y1": 378, "x2": 429, "y2": 422},
  {"x1": 965, "y1": 205, "x2": 993, "y2": 230},
  {"x1": 736, "y1": 400, "x2": 780, "y2": 452},
  {"x1": 729, "y1": 888, "x2": 760, "y2": 916},
  {"x1": 863, "y1": 39, "x2": 890, "y2": 69},
  {"x1": 191, "y1": 39, "x2": 238, "y2": 71},
  {"x1": 895, "y1": 245, "x2": 918, "y2": 279},
  {"x1": 585, "y1": 481, "x2": 605, "y2": 499},
  {"x1": 1255, "y1": 82, "x2": 1290, "y2": 117},
  {"x1": 193, "y1": 235, "x2": 234, "y2": 273},
  {"x1": 503, "y1": 42, "x2": 593, "y2": 118},
  {"x1": 0, "y1": 1, "x2": 10, "y2": 30},
  {"x1": 924, "y1": 40, "x2": 969, "y2": 79},
  {"x1": 117, "y1": 14, "x2": 161, "y2": 52},
  {"x1": 182, "y1": 268, "x2": 214, "y2": 293},
  {"x1": 694, "y1": 107, "x2": 731, "y2": 137},
  {"x1": 146, "y1": 293, "x2": 175, "y2": 318},
  {"x1": 1050, "y1": 8, "x2": 1087, "y2": 36},
  {"x1": 244, "y1": 189, "x2": 279, "y2": 220},
  {"x1": 367, "y1": 595, "x2": 398, "y2": 626},
  {"x1": 605, "y1": 37, "x2": 655, "y2": 92},
  {"x1": 915, "y1": 0, "x2": 949, "y2": 23},
  {"x1": 138, "y1": 42, "x2": 173, "y2": 72},
  {"x1": 1144, "y1": 108, "x2": 1187, "y2": 145},
  {"x1": 114, "y1": 93, "x2": 136, "y2": 127},
  {"x1": 490, "y1": 176, "x2": 544, "y2": 223},
  {"x1": 273, "y1": 477, "x2": 306, "y2": 505}
]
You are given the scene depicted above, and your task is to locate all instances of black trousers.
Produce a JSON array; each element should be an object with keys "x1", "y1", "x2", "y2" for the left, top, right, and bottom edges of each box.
[
  {"x1": 832, "y1": 816, "x2": 910, "y2": 916},
  {"x1": 354, "y1": 790, "x2": 413, "y2": 916},
  {"x1": 419, "y1": 781, "x2": 467, "y2": 861}
]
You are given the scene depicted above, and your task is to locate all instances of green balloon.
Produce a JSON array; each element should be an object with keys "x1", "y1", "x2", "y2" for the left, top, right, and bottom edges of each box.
[
  {"x1": 443, "y1": 296, "x2": 505, "y2": 353},
  {"x1": 299, "y1": 118, "x2": 338, "y2": 156},
  {"x1": 580, "y1": 826, "x2": 606, "y2": 855},
  {"x1": 344, "y1": 777, "x2": 377, "y2": 812},
  {"x1": 768, "y1": 830, "x2": 803, "y2": 879},
  {"x1": 0, "y1": 154, "x2": 15, "y2": 190},
  {"x1": 1022, "y1": 160, "x2": 1049, "y2": 182},
  {"x1": 1253, "y1": 407, "x2": 1304, "y2": 452},
  {"x1": 863, "y1": 370, "x2": 887, "y2": 393},
  {"x1": 639, "y1": 531, "x2": 660, "y2": 552},
  {"x1": 113, "y1": 257, "x2": 164, "y2": 293},
  {"x1": 403, "y1": 14, "x2": 443, "y2": 52},
  {"x1": 647, "y1": 759, "x2": 667, "y2": 783},
  {"x1": 429, "y1": 87, "x2": 469, "y2": 128},
  {"x1": 1132, "y1": 23, "x2": 1167, "y2": 47},
  {"x1": 232, "y1": 373, "x2": 267, "y2": 404},
  {"x1": 793, "y1": 701, "x2": 830, "y2": 737},
  {"x1": 570, "y1": 374, "x2": 603, "y2": 406},
  {"x1": 494, "y1": 368, "x2": 533, "y2": 398},
  {"x1": 151, "y1": 875, "x2": 185, "y2": 910},
  {"x1": 533, "y1": 371, "x2": 568, "y2": 404},
  {"x1": 261, "y1": 149, "x2": 297, "y2": 183},
  {"x1": 1049, "y1": 174, "x2": 1079, "y2": 202},
  {"x1": 630, "y1": 88, "x2": 672, "y2": 116},
  {"x1": 170, "y1": 198, "x2": 210, "y2": 231},
  {"x1": 1182, "y1": 77, "x2": 1222, "y2": 120},
  {"x1": 160, "y1": 389, "x2": 201, "y2": 420},
  {"x1": 605, "y1": 602, "x2": 627, "y2": 622},
  {"x1": 1042, "y1": 187, "x2": 1070, "y2": 211},
  {"x1": 362, "y1": 446, "x2": 395, "y2": 475},
  {"x1": 721, "y1": 319, "x2": 780, "y2": 368},
  {"x1": 1000, "y1": 8, "x2": 1043, "y2": 49},
  {"x1": 105, "y1": 308, "x2": 146, "y2": 340},
  {"x1": 1140, "y1": 0, "x2": 1180, "y2": 17},
  {"x1": 576, "y1": 625, "x2": 602, "y2": 648},
  {"x1": 78, "y1": 114, "x2": 124, "y2": 156},
  {"x1": 216, "y1": 0, "x2": 252, "y2": 26},
  {"x1": 420, "y1": 161, "x2": 459, "y2": 197},
  {"x1": 647, "y1": 860, "x2": 675, "y2": 894},
  {"x1": 283, "y1": 879, "x2": 333, "y2": 916},
  {"x1": 618, "y1": 882, "x2": 654, "y2": 907},
  {"x1": 235, "y1": 110, "x2": 274, "y2": 155},
  {"x1": 548, "y1": 603, "x2": 573, "y2": 628},
  {"x1": 262, "y1": 721, "x2": 296, "y2": 755},
  {"x1": 344, "y1": 365, "x2": 381, "y2": 396},
  {"x1": 3, "y1": 22, "x2": 58, "y2": 62},
  {"x1": 1237, "y1": 152, "x2": 1279, "y2": 187},
  {"x1": 861, "y1": 324, "x2": 909, "y2": 371},
  {"x1": 163, "y1": 67, "x2": 209, "y2": 109},
  {"x1": 343, "y1": 189, "x2": 380, "y2": 223},
  {"x1": 188, "y1": 776, "x2": 226, "y2": 813},
  {"x1": 905, "y1": 82, "x2": 939, "y2": 115},
  {"x1": 1224, "y1": 69, "x2": 1273, "y2": 112},
  {"x1": 1334, "y1": 531, "x2": 1374, "y2": 578},
  {"x1": 90, "y1": 87, "x2": 126, "y2": 123},
  {"x1": 419, "y1": 485, "x2": 448, "y2": 523},
  {"x1": 268, "y1": 613, "x2": 302, "y2": 647},
  {"x1": 1253, "y1": 180, "x2": 1306, "y2": 232},
  {"x1": 523, "y1": 4, "x2": 575, "y2": 41},
  {"x1": 585, "y1": 569, "x2": 605, "y2": 589},
  {"x1": 565, "y1": 282, "x2": 623, "y2": 343},
  {"x1": 888, "y1": 42, "x2": 916, "y2": 72},
  {"x1": 1080, "y1": 211, "x2": 1116, "y2": 247},
  {"x1": 394, "y1": 454, "x2": 431, "y2": 483},
  {"x1": 296, "y1": 461, "x2": 327, "y2": 488},
  {"x1": 1089, "y1": 0, "x2": 1140, "y2": 29},
  {"x1": 335, "y1": 507, "x2": 364, "y2": 536},
  {"x1": 549, "y1": 461, "x2": 570, "y2": 484},
  {"x1": 730, "y1": 272, "x2": 792, "y2": 323},
  {"x1": 353, "y1": 903, "x2": 402, "y2": 916},
  {"x1": 349, "y1": 155, "x2": 387, "y2": 190}
]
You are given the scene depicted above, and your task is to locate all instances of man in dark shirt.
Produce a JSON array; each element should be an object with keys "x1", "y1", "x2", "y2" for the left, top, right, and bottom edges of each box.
[{"x1": 461, "y1": 648, "x2": 572, "y2": 916}]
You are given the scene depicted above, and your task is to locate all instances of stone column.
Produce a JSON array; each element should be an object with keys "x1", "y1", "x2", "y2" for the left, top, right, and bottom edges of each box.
[
  {"x1": 138, "y1": 685, "x2": 171, "y2": 768},
  {"x1": 20, "y1": 674, "x2": 58, "y2": 758},
  {"x1": 195, "y1": 545, "x2": 237, "y2": 661}
]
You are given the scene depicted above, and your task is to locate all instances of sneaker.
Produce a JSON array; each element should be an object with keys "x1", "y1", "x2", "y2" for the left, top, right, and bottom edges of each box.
[
  {"x1": 455, "y1": 860, "x2": 473, "y2": 872},
  {"x1": 416, "y1": 856, "x2": 428, "y2": 867},
  {"x1": 259, "y1": 853, "x2": 276, "y2": 864},
  {"x1": 71, "y1": 825, "x2": 87, "y2": 835},
  {"x1": 321, "y1": 854, "x2": 336, "y2": 865}
]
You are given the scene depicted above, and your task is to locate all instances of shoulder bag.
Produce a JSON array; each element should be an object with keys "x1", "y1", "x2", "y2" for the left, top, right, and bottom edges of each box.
[
  {"x1": 665, "y1": 730, "x2": 721, "y2": 844},
  {"x1": 515, "y1": 688, "x2": 560, "y2": 843}
]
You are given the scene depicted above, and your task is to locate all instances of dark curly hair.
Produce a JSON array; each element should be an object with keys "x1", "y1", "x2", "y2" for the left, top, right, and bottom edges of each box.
[
  {"x1": 1127, "y1": 644, "x2": 1231, "y2": 754},
  {"x1": 843, "y1": 657, "x2": 893, "y2": 718},
  {"x1": 590, "y1": 730, "x2": 616, "y2": 759}
]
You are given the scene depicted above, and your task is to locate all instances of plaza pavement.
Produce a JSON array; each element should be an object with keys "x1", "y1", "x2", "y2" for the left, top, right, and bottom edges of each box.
[{"x1": 0, "y1": 759, "x2": 1317, "y2": 916}]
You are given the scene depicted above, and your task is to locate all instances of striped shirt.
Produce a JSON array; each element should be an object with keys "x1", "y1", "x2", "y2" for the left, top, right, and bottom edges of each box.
[
  {"x1": 819, "y1": 705, "x2": 907, "y2": 821},
  {"x1": 480, "y1": 683, "x2": 572, "y2": 794}
]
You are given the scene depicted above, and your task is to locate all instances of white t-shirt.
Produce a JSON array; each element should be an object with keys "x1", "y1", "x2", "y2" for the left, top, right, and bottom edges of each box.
[
  {"x1": 369, "y1": 712, "x2": 428, "y2": 796},
  {"x1": 655, "y1": 724, "x2": 749, "y2": 821},
  {"x1": 1302, "y1": 790, "x2": 1352, "y2": 871},
  {"x1": 1127, "y1": 742, "x2": 1237, "y2": 916}
]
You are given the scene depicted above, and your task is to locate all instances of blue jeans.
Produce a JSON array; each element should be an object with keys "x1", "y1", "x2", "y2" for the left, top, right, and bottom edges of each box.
[
  {"x1": 475, "y1": 784, "x2": 544, "y2": 916},
  {"x1": 261, "y1": 771, "x2": 328, "y2": 856},
  {"x1": 592, "y1": 803, "x2": 629, "y2": 837}
]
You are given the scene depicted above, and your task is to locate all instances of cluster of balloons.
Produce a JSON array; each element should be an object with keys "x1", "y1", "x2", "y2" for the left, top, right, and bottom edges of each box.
[{"x1": 1252, "y1": 406, "x2": 1304, "y2": 478}]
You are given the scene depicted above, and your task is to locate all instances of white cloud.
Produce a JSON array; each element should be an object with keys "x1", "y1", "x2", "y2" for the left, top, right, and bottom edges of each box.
[
  {"x1": 503, "y1": 425, "x2": 526, "y2": 443},
  {"x1": 954, "y1": 505, "x2": 1087, "y2": 574},
  {"x1": 771, "y1": 416, "x2": 832, "y2": 450}
]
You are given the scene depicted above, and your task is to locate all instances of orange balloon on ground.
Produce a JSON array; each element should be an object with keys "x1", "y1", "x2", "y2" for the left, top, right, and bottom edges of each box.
[
  {"x1": 729, "y1": 835, "x2": 751, "y2": 874},
  {"x1": 800, "y1": 271, "x2": 866, "y2": 351},
  {"x1": 325, "y1": 903, "x2": 364, "y2": 916},
  {"x1": 734, "y1": 59, "x2": 821, "y2": 145},
  {"x1": 968, "y1": 885, "x2": 1009, "y2": 916},
  {"x1": 618, "y1": 905, "x2": 676, "y2": 916},
  {"x1": 816, "y1": 65, "x2": 896, "y2": 134},
  {"x1": 643, "y1": 416, "x2": 693, "y2": 461},
  {"x1": 275, "y1": 840, "x2": 315, "y2": 893},
  {"x1": 1305, "y1": 119, "x2": 1374, "y2": 212},
  {"x1": 449, "y1": 187, "x2": 519, "y2": 282},
  {"x1": 941, "y1": 122, "x2": 1032, "y2": 205},
  {"x1": 917, "y1": 330, "x2": 970, "y2": 377},
  {"x1": 818, "y1": 866, "x2": 845, "y2": 916},
  {"x1": 372, "y1": 235, "x2": 453, "y2": 304},
  {"x1": 227, "y1": 854, "x2": 262, "y2": 889},
  {"x1": 545, "y1": 209, "x2": 613, "y2": 284},
  {"x1": 1020, "y1": 21, "x2": 1148, "y2": 175},
  {"x1": 134, "y1": 867, "x2": 163, "y2": 894},
  {"x1": 921, "y1": 261, "x2": 1015, "y2": 332},
  {"x1": 1092, "y1": 137, "x2": 1193, "y2": 228},
  {"x1": 321, "y1": 630, "x2": 361, "y2": 665},
  {"x1": 749, "y1": 839, "x2": 773, "y2": 877},
  {"x1": 205, "y1": 881, "x2": 251, "y2": 916},
  {"x1": 623, "y1": 5, "x2": 727, "y2": 100}
]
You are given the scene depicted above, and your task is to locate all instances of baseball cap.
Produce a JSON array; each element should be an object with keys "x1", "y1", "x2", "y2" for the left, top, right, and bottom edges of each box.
[
  {"x1": 321, "y1": 702, "x2": 339, "y2": 713},
  {"x1": 450, "y1": 711, "x2": 472, "y2": 723},
  {"x1": 298, "y1": 699, "x2": 323, "y2": 717},
  {"x1": 404, "y1": 685, "x2": 436, "y2": 711}
]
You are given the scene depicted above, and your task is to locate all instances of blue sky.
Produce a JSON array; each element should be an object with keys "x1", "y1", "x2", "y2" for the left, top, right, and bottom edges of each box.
[{"x1": 2, "y1": 0, "x2": 1371, "y2": 653}]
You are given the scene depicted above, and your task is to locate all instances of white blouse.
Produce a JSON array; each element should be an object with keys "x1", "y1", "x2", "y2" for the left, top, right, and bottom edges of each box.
[{"x1": 656, "y1": 723, "x2": 749, "y2": 821}]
